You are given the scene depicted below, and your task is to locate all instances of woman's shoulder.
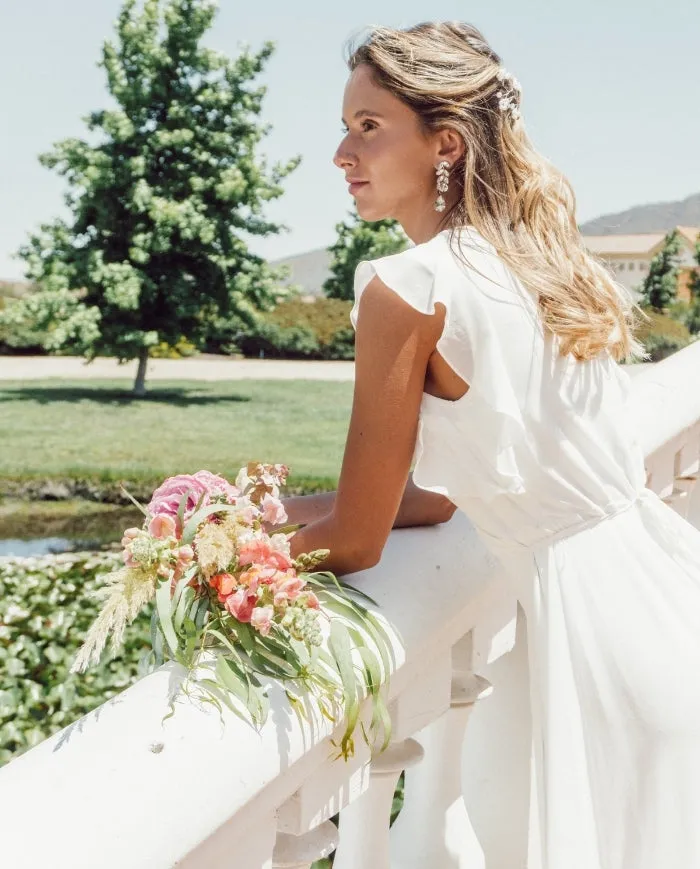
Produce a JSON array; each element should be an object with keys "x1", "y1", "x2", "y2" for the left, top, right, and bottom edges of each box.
[
  {"x1": 351, "y1": 225, "x2": 505, "y2": 328},
  {"x1": 356, "y1": 225, "x2": 492, "y2": 284}
]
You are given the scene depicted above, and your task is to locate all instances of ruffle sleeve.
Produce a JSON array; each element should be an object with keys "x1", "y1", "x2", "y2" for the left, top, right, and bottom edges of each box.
[{"x1": 350, "y1": 244, "x2": 440, "y2": 330}]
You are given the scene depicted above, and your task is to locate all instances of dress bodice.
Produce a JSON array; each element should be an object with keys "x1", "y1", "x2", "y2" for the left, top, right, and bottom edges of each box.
[{"x1": 351, "y1": 227, "x2": 648, "y2": 557}]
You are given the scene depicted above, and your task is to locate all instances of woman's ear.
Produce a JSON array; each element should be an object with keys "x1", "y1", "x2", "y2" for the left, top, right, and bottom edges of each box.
[{"x1": 435, "y1": 127, "x2": 465, "y2": 165}]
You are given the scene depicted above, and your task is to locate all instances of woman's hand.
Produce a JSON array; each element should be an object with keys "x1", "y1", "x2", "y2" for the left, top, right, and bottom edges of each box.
[
  {"x1": 393, "y1": 474, "x2": 457, "y2": 528},
  {"x1": 263, "y1": 474, "x2": 455, "y2": 537}
]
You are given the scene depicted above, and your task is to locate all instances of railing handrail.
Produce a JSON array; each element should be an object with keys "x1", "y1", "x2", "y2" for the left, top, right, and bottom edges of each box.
[{"x1": 628, "y1": 340, "x2": 700, "y2": 457}]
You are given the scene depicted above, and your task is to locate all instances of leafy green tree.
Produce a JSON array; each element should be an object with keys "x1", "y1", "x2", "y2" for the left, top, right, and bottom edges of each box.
[
  {"x1": 639, "y1": 229, "x2": 683, "y2": 313},
  {"x1": 3, "y1": 0, "x2": 298, "y2": 395},
  {"x1": 323, "y1": 210, "x2": 408, "y2": 302},
  {"x1": 684, "y1": 232, "x2": 700, "y2": 334},
  {"x1": 688, "y1": 232, "x2": 700, "y2": 301}
]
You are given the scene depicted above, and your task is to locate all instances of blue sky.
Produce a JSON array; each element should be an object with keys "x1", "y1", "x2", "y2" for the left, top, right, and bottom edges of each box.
[{"x1": 2, "y1": 0, "x2": 698, "y2": 279}]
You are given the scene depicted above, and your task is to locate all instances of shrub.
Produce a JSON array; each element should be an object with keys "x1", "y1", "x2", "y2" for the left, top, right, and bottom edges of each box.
[
  {"x1": 634, "y1": 310, "x2": 693, "y2": 361},
  {"x1": 149, "y1": 338, "x2": 198, "y2": 359},
  {"x1": 238, "y1": 298, "x2": 355, "y2": 360},
  {"x1": 0, "y1": 552, "x2": 151, "y2": 766}
]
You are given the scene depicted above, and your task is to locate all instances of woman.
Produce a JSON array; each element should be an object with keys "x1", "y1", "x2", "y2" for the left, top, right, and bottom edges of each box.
[{"x1": 279, "y1": 22, "x2": 700, "y2": 869}]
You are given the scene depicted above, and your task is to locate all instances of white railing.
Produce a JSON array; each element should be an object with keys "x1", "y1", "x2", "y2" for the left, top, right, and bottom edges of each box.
[{"x1": 1, "y1": 342, "x2": 699, "y2": 869}]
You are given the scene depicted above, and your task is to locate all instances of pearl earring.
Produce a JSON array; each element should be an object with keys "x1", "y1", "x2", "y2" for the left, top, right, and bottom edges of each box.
[{"x1": 434, "y1": 161, "x2": 450, "y2": 212}]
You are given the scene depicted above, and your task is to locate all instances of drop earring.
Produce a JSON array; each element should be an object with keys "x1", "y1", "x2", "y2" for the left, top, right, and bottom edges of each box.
[{"x1": 434, "y1": 161, "x2": 450, "y2": 212}]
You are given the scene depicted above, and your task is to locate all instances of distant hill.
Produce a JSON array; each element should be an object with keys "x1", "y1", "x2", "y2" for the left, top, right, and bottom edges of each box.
[
  {"x1": 0, "y1": 280, "x2": 33, "y2": 299},
  {"x1": 579, "y1": 191, "x2": 700, "y2": 236},
  {"x1": 271, "y1": 248, "x2": 333, "y2": 299},
  {"x1": 276, "y1": 192, "x2": 700, "y2": 298}
]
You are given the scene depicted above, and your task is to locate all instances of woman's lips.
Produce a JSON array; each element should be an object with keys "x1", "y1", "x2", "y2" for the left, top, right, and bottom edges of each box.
[{"x1": 348, "y1": 181, "x2": 369, "y2": 194}]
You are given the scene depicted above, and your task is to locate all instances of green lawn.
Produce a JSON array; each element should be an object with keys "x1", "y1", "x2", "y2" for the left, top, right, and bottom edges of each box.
[{"x1": 0, "y1": 379, "x2": 353, "y2": 489}]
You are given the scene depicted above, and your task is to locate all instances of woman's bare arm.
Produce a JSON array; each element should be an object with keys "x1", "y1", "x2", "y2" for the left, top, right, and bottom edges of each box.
[
  {"x1": 283, "y1": 275, "x2": 454, "y2": 575},
  {"x1": 275, "y1": 472, "x2": 456, "y2": 532}
]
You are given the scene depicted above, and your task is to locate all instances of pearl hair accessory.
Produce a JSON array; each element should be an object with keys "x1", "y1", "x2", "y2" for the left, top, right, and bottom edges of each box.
[
  {"x1": 434, "y1": 160, "x2": 450, "y2": 212},
  {"x1": 495, "y1": 67, "x2": 522, "y2": 121}
]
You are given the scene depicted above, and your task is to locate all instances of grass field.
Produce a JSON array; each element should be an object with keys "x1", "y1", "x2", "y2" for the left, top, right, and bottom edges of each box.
[{"x1": 0, "y1": 379, "x2": 353, "y2": 489}]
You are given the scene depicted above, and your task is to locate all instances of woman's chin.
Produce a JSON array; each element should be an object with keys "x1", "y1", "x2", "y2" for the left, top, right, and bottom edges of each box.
[{"x1": 354, "y1": 201, "x2": 390, "y2": 223}]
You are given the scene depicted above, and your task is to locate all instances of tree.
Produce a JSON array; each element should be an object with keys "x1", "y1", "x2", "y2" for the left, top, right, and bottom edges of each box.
[
  {"x1": 684, "y1": 232, "x2": 700, "y2": 335},
  {"x1": 323, "y1": 211, "x2": 408, "y2": 302},
  {"x1": 688, "y1": 233, "x2": 700, "y2": 302},
  {"x1": 639, "y1": 229, "x2": 683, "y2": 313},
  {"x1": 2, "y1": 0, "x2": 298, "y2": 395}
]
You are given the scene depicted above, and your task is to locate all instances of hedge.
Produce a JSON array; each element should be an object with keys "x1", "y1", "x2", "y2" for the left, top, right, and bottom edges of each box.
[
  {"x1": 237, "y1": 298, "x2": 355, "y2": 360},
  {"x1": 634, "y1": 309, "x2": 694, "y2": 361}
]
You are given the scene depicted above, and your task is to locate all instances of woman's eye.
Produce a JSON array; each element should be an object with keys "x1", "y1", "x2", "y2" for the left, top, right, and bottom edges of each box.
[{"x1": 340, "y1": 122, "x2": 376, "y2": 134}]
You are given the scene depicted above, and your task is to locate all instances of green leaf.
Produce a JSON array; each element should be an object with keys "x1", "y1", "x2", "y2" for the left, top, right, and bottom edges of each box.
[
  {"x1": 155, "y1": 578, "x2": 179, "y2": 656},
  {"x1": 119, "y1": 485, "x2": 148, "y2": 517},
  {"x1": 174, "y1": 585, "x2": 196, "y2": 634},
  {"x1": 328, "y1": 621, "x2": 360, "y2": 757},
  {"x1": 207, "y1": 628, "x2": 245, "y2": 664},
  {"x1": 176, "y1": 490, "x2": 189, "y2": 538}
]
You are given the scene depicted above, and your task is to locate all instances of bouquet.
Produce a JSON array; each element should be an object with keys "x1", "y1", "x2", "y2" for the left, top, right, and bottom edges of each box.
[{"x1": 72, "y1": 464, "x2": 392, "y2": 759}]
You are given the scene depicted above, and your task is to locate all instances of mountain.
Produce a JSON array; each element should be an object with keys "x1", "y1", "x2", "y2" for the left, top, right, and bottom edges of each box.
[
  {"x1": 270, "y1": 248, "x2": 333, "y2": 299},
  {"x1": 579, "y1": 192, "x2": 700, "y2": 236}
]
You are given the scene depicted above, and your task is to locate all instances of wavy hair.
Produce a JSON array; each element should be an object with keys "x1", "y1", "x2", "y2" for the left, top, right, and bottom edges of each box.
[{"x1": 346, "y1": 22, "x2": 648, "y2": 363}]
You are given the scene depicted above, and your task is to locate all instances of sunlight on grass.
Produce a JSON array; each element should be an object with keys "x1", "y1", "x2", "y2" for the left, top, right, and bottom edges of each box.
[{"x1": 0, "y1": 379, "x2": 353, "y2": 485}]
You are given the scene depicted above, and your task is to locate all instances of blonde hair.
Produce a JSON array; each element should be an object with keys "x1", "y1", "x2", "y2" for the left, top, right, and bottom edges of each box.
[{"x1": 347, "y1": 22, "x2": 648, "y2": 363}]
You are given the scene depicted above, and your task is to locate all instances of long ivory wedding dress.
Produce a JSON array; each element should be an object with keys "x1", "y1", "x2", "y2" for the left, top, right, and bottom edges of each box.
[{"x1": 350, "y1": 226, "x2": 700, "y2": 869}]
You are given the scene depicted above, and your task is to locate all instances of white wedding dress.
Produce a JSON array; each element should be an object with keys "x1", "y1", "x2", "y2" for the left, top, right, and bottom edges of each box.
[{"x1": 351, "y1": 227, "x2": 700, "y2": 869}]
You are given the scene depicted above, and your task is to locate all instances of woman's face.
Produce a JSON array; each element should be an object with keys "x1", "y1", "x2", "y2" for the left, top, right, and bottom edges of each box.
[{"x1": 334, "y1": 64, "x2": 437, "y2": 223}]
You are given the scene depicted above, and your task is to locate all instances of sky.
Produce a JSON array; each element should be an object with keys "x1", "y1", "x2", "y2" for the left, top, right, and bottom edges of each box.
[{"x1": 1, "y1": 0, "x2": 699, "y2": 280}]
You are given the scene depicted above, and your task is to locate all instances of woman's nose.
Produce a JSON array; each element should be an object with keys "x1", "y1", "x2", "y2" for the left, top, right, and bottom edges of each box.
[{"x1": 333, "y1": 141, "x2": 355, "y2": 170}]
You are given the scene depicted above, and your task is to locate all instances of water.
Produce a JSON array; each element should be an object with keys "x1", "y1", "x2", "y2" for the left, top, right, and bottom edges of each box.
[
  {"x1": 0, "y1": 537, "x2": 76, "y2": 557},
  {"x1": 0, "y1": 502, "x2": 143, "y2": 558}
]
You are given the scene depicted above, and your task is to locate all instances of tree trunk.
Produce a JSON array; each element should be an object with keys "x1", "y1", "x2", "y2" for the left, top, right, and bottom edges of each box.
[{"x1": 133, "y1": 347, "x2": 149, "y2": 397}]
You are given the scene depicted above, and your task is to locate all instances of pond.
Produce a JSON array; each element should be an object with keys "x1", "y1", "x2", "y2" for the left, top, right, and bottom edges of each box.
[{"x1": 0, "y1": 500, "x2": 144, "y2": 557}]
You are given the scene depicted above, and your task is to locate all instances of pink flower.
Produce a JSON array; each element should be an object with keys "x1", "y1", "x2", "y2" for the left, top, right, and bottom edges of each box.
[
  {"x1": 251, "y1": 605, "x2": 274, "y2": 637},
  {"x1": 238, "y1": 535, "x2": 293, "y2": 571},
  {"x1": 299, "y1": 590, "x2": 320, "y2": 610},
  {"x1": 176, "y1": 544, "x2": 194, "y2": 567},
  {"x1": 120, "y1": 527, "x2": 140, "y2": 549},
  {"x1": 122, "y1": 550, "x2": 139, "y2": 569},
  {"x1": 240, "y1": 564, "x2": 282, "y2": 589},
  {"x1": 261, "y1": 493, "x2": 287, "y2": 526},
  {"x1": 147, "y1": 474, "x2": 209, "y2": 522},
  {"x1": 225, "y1": 588, "x2": 257, "y2": 623},
  {"x1": 148, "y1": 513, "x2": 177, "y2": 540},
  {"x1": 233, "y1": 496, "x2": 258, "y2": 526},
  {"x1": 191, "y1": 470, "x2": 240, "y2": 503}
]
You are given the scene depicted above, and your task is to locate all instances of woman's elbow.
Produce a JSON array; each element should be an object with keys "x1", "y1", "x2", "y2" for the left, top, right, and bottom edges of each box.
[{"x1": 344, "y1": 543, "x2": 383, "y2": 573}]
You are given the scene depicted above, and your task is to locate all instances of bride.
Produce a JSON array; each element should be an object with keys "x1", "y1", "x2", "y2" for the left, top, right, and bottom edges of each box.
[{"x1": 272, "y1": 21, "x2": 700, "y2": 869}]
